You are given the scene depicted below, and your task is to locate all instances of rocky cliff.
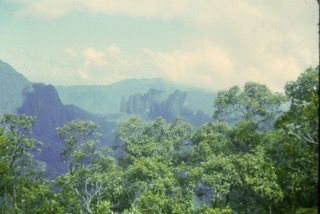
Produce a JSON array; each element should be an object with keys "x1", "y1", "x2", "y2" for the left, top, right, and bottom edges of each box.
[
  {"x1": 17, "y1": 83, "x2": 67, "y2": 173},
  {"x1": 123, "y1": 89, "x2": 166, "y2": 117},
  {"x1": 0, "y1": 60, "x2": 116, "y2": 176},
  {"x1": 56, "y1": 78, "x2": 217, "y2": 116},
  {"x1": 121, "y1": 89, "x2": 209, "y2": 125},
  {"x1": 16, "y1": 83, "x2": 116, "y2": 175}
]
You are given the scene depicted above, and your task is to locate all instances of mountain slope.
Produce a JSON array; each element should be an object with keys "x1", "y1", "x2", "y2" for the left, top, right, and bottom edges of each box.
[
  {"x1": 0, "y1": 60, "x2": 31, "y2": 116},
  {"x1": 0, "y1": 59, "x2": 215, "y2": 175},
  {"x1": 0, "y1": 60, "x2": 116, "y2": 176}
]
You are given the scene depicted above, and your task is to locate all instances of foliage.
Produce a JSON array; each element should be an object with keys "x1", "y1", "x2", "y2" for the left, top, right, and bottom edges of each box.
[
  {"x1": 271, "y1": 67, "x2": 319, "y2": 212},
  {"x1": 0, "y1": 67, "x2": 317, "y2": 213},
  {"x1": 276, "y1": 66, "x2": 319, "y2": 145},
  {"x1": 115, "y1": 116, "x2": 192, "y2": 168},
  {"x1": 213, "y1": 82, "x2": 285, "y2": 130},
  {"x1": 0, "y1": 114, "x2": 49, "y2": 213},
  {"x1": 56, "y1": 120, "x2": 123, "y2": 213},
  {"x1": 56, "y1": 120, "x2": 102, "y2": 175},
  {"x1": 191, "y1": 123, "x2": 283, "y2": 212},
  {"x1": 114, "y1": 116, "x2": 194, "y2": 212}
]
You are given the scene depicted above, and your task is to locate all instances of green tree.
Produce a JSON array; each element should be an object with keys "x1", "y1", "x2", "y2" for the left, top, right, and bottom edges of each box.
[
  {"x1": 214, "y1": 82, "x2": 285, "y2": 130},
  {"x1": 276, "y1": 66, "x2": 318, "y2": 145},
  {"x1": 190, "y1": 122, "x2": 283, "y2": 213},
  {"x1": 114, "y1": 116, "x2": 194, "y2": 212},
  {"x1": 115, "y1": 116, "x2": 192, "y2": 168},
  {"x1": 56, "y1": 120, "x2": 102, "y2": 175},
  {"x1": 189, "y1": 82, "x2": 286, "y2": 213},
  {"x1": 270, "y1": 67, "x2": 319, "y2": 212},
  {"x1": 56, "y1": 150, "x2": 122, "y2": 214},
  {"x1": 56, "y1": 120, "x2": 122, "y2": 213},
  {"x1": 0, "y1": 114, "x2": 50, "y2": 213}
]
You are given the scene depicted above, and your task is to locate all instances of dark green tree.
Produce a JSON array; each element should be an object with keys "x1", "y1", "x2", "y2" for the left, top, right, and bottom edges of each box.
[
  {"x1": 270, "y1": 67, "x2": 319, "y2": 212},
  {"x1": 56, "y1": 120, "x2": 122, "y2": 213},
  {"x1": 114, "y1": 116, "x2": 194, "y2": 212},
  {"x1": 56, "y1": 120, "x2": 102, "y2": 175},
  {"x1": 189, "y1": 82, "x2": 287, "y2": 213},
  {"x1": 0, "y1": 114, "x2": 50, "y2": 213},
  {"x1": 214, "y1": 82, "x2": 285, "y2": 130},
  {"x1": 190, "y1": 122, "x2": 283, "y2": 213}
]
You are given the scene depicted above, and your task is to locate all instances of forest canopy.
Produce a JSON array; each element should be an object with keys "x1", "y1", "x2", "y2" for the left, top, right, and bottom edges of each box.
[{"x1": 0, "y1": 67, "x2": 318, "y2": 213}]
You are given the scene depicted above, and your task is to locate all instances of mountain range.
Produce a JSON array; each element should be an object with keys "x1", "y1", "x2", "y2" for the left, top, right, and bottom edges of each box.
[
  {"x1": 0, "y1": 59, "x2": 216, "y2": 176},
  {"x1": 56, "y1": 78, "x2": 216, "y2": 118}
]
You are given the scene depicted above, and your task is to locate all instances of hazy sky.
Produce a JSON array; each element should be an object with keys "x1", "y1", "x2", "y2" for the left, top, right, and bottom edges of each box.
[{"x1": 0, "y1": 0, "x2": 318, "y2": 92}]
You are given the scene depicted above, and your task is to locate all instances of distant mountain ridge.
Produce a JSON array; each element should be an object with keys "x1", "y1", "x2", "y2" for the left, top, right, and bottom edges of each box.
[
  {"x1": 0, "y1": 59, "x2": 216, "y2": 175},
  {"x1": 56, "y1": 78, "x2": 216, "y2": 117}
]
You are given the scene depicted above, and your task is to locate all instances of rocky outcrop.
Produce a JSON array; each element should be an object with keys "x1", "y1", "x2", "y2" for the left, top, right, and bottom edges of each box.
[
  {"x1": 162, "y1": 90, "x2": 193, "y2": 120},
  {"x1": 17, "y1": 83, "x2": 116, "y2": 175},
  {"x1": 56, "y1": 78, "x2": 217, "y2": 116},
  {"x1": 18, "y1": 83, "x2": 67, "y2": 141},
  {"x1": 121, "y1": 89, "x2": 194, "y2": 121},
  {"x1": 17, "y1": 83, "x2": 66, "y2": 174},
  {"x1": 123, "y1": 89, "x2": 166, "y2": 117},
  {"x1": 0, "y1": 60, "x2": 117, "y2": 176}
]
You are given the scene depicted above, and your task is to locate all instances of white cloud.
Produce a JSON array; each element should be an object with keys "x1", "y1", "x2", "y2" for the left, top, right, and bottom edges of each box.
[
  {"x1": 64, "y1": 46, "x2": 151, "y2": 84},
  {"x1": 143, "y1": 41, "x2": 235, "y2": 90},
  {"x1": 82, "y1": 48, "x2": 107, "y2": 66},
  {"x1": 7, "y1": 0, "x2": 318, "y2": 91},
  {"x1": 107, "y1": 45, "x2": 121, "y2": 55}
]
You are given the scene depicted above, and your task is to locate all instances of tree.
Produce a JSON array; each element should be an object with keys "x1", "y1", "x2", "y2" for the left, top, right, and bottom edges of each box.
[
  {"x1": 190, "y1": 122, "x2": 283, "y2": 213},
  {"x1": 0, "y1": 114, "x2": 42, "y2": 175},
  {"x1": 115, "y1": 116, "x2": 192, "y2": 168},
  {"x1": 56, "y1": 120, "x2": 122, "y2": 213},
  {"x1": 213, "y1": 82, "x2": 285, "y2": 130},
  {"x1": 0, "y1": 114, "x2": 55, "y2": 213},
  {"x1": 56, "y1": 150, "x2": 123, "y2": 214},
  {"x1": 124, "y1": 157, "x2": 186, "y2": 213},
  {"x1": 114, "y1": 116, "x2": 194, "y2": 212},
  {"x1": 187, "y1": 82, "x2": 288, "y2": 212},
  {"x1": 56, "y1": 120, "x2": 102, "y2": 175},
  {"x1": 271, "y1": 67, "x2": 319, "y2": 212},
  {"x1": 276, "y1": 67, "x2": 319, "y2": 145}
]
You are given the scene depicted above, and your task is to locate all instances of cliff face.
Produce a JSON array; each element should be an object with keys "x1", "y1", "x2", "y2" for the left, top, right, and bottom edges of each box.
[
  {"x1": 121, "y1": 89, "x2": 194, "y2": 121},
  {"x1": 0, "y1": 60, "x2": 31, "y2": 116},
  {"x1": 0, "y1": 60, "x2": 118, "y2": 176},
  {"x1": 123, "y1": 89, "x2": 166, "y2": 117},
  {"x1": 162, "y1": 90, "x2": 194, "y2": 120},
  {"x1": 56, "y1": 78, "x2": 217, "y2": 116},
  {"x1": 17, "y1": 83, "x2": 116, "y2": 175},
  {"x1": 18, "y1": 83, "x2": 68, "y2": 141},
  {"x1": 56, "y1": 78, "x2": 177, "y2": 115},
  {"x1": 17, "y1": 83, "x2": 115, "y2": 175},
  {"x1": 17, "y1": 83, "x2": 66, "y2": 173}
]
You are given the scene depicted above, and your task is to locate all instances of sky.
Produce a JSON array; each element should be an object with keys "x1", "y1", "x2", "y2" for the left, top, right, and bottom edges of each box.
[{"x1": 0, "y1": 0, "x2": 318, "y2": 92}]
